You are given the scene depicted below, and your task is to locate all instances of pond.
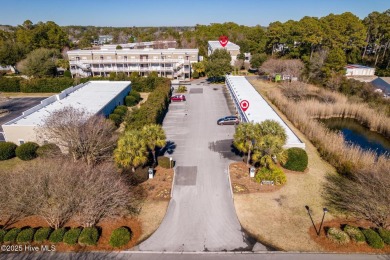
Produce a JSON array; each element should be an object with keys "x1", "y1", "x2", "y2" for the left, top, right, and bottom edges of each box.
[{"x1": 321, "y1": 118, "x2": 390, "y2": 157}]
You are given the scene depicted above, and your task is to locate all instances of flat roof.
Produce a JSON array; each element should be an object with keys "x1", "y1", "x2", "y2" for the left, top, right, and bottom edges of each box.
[
  {"x1": 4, "y1": 81, "x2": 130, "y2": 127},
  {"x1": 208, "y1": 41, "x2": 240, "y2": 51},
  {"x1": 225, "y1": 76, "x2": 304, "y2": 149},
  {"x1": 345, "y1": 64, "x2": 375, "y2": 69}
]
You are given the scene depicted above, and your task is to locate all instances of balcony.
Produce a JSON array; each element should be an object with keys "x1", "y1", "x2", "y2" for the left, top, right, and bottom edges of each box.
[{"x1": 69, "y1": 58, "x2": 185, "y2": 64}]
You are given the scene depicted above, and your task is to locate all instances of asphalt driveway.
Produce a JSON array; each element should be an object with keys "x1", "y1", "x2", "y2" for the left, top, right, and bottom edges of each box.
[{"x1": 139, "y1": 81, "x2": 256, "y2": 252}]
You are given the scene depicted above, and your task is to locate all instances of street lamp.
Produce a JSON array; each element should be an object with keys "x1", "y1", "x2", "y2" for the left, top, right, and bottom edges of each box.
[{"x1": 305, "y1": 205, "x2": 329, "y2": 236}]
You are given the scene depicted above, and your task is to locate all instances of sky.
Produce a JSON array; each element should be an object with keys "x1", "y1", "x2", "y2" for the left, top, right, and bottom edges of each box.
[{"x1": 0, "y1": 0, "x2": 389, "y2": 27}]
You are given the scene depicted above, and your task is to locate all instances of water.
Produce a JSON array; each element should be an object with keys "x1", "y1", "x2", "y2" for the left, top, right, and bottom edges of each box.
[{"x1": 321, "y1": 118, "x2": 390, "y2": 157}]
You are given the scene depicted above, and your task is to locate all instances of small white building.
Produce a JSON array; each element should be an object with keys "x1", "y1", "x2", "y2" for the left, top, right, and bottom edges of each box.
[
  {"x1": 2, "y1": 81, "x2": 131, "y2": 145},
  {"x1": 345, "y1": 64, "x2": 375, "y2": 77},
  {"x1": 207, "y1": 41, "x2": 240, "y2": 66}
]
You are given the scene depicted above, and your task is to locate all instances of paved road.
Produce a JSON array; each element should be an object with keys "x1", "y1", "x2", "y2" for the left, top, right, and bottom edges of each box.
[
  {"x1": 1, "y1": 252, "x2": 387, "y2": 260},
  {"x1": 0, "y1": 98, "x2": 45, "y2": 131},
  {"x1": 139, "y1": 81, "x2": 255, "y2": 252}
]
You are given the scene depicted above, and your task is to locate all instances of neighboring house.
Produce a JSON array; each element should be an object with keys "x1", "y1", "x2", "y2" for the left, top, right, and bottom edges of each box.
[
  {"x1": 207, "y1": 41, "x2": 240, "y2": 66},
  {"x1": 345, "y1": 64, "x2": 375, "y2": 77},
  {"x1": 0, "y1": 65, "x2": 16, "y2": 74},
  {"x1": 94, "y1": 35, "x2": 114, "y2": 45},
  {"x1": 67, "y1": 48, "x2": 199, "y2": 81},
  {"x1": 371, "y1": 77, "x2": 390, "y2": 96},
  {"x1": 2, "y1": 81, "x2": 131, "y2": 145},
  {"x1": 102, "y1": 41, "x2": 177, "y2": 50},
  {"x1": 225, "y1": 75, "x2": 305, "y2": 149}
]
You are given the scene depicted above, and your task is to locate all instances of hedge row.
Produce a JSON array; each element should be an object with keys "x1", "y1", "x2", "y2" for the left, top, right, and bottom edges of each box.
[
  {"x1": 0, "y1": 77, "x2": 22, "y2": 92},
  {"x1": 0, "y1": 142, "x2": 60, "y2": 161},
  {"x1": 0, "y1": 226, "x2": 100, "y2": 246},
  {"x1": 109, "y1": 105, "x2": 128, "y2": 127},
  {"x1": 125, "y1": 78, "x2": 171, "y2": 130},
  {"x1": 125, "y1": 90, "x2": 141, "y2": 107},
  {"x1": 326, "y1": 225, "x2": 389, "y2": 249}
]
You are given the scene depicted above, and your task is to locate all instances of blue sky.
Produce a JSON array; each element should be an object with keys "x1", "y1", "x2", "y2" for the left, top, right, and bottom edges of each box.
[{"x1": 0, "y1": 0, "x2": 388, "y2": 27}]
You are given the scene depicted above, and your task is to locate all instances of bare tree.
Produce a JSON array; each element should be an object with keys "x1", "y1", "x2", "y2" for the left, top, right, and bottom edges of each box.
[
  {"x1": 39, "y1": 107, "x2": 118, "y2": 165},
  {"x1": 260, "y1": 58, "x2": 304, "y2": 79},
  {"x1": 75, "y1": 163, "x2": 138, "y2": 227},
  {"x1": 323, "y1": 159, "x2": 390, "y2": 228}
]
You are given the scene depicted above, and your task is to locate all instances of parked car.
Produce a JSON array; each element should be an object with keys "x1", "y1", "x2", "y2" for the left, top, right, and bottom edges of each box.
[
  {"x1": 171, "y1": 94, "x2": 186, "y2": 102},
  {"x1": 217, "y1": 116, "x2": 239, "y2": 125}
]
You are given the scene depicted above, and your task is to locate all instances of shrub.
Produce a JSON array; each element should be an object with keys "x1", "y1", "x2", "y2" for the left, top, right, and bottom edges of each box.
[
  {"x1": 192, "y1": 71, "x2": 199, "y2": 79},
  {"x1": 0, "y1": 229, "x2": 6, "y2": 243},
  {"x1": 16, "y1": 228, "x2": 35, "y2": 243},
  {"x1": 326, "y1": 227, "x2": 350, "y2": 244},
  {"x1": 36, "y1": 143, "x2": 61, "y2": 158},
  {"x1": 362, "y1": 228, "x2": 384, "y2": 249},
  {"x1": 3, "y1": 228, "x2": 21, "y2": 243},
  {"x1": 64, "y1": 70, "x2": 72, "y2": 78},
  {"x1": 49, "y1": 228, "x2": 66, "y2": 243},
  {"x1": 113, "y1": 107, "x2": 127, "y2": 118},
  {"x1": 129, "y1": 90, "x2": 141, "y2": 102},
  {"x1": 255, "y1": 166, "x2": 287, "y2": 185},
  {"x1": 343, "y1": 225, "x2": 365, "y2": 243},
  {"x1": 116, "y1": 105, "x2": 128, "y2": 114},
  {"x1": 0, "y1": 77, "x2": 22, "y2": 92},
  {"x1": 283, "y1": 148, "x2": 308, "y2": 172},
  {"x1": 125, "y1": 95, "x2": 137, "y2": 106},
  {"x1": 63, "y1": 228, "x2": 82, "y2": 245},
  {"x1": 378, "y1": 228, "x2": 390, "y2": 245},
  {"x1": 78, "y1": 227, "x2": 99, "y2": 246},
  {"x1": 15, "y1": 142, "x2": 39, "y2": 160},
  {"x1": 20, "y1": 78, "x2": 74, "y2": 93},
  {"x1": 177, "y1": 85, "x2": 187, "y2": 93},
  {"x1": 34, "y1": 227, "x2": 52, "y2": 243},
  {"x1": 157, "y1": 156, "x2": 171, "y2": 168},
  {"x1": 109, "y1": 113, "x2": 122, "y2": 127},
  {"x1": 0, "y1": 142, "x2": 17, "y2": 160},
  {"x1": 109, "y1": 227, "x2": 132, "y2": 248}
]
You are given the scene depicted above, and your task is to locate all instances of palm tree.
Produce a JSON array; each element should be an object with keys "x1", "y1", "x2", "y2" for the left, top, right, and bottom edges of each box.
[
  {"x1": 142, "y1": 124, "x2": 167, "y2": 166},
  {"x1": 233, "y1": 123, "x2": 259, "y2": 166},
  {"x1": 114, "y1": 130, "x2": 148, "y2": 172}
]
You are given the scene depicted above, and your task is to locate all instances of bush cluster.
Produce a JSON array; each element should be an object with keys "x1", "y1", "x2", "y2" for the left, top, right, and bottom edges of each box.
[
  {"x1": 3, "y1": 228, "x2": 21, "y2": 243},
  {"x1": 109, "y1": 105, "x2": 128, "y2": 127},
  {"x1": 326, "y1": 227, "x2": 350, "y2": 245},
  {"x1": 126, "y1": 78, "x2": 171, "y2": 130},
  {"x1": 78, "y1": 227, "x2": 99, "y2": 246},
  {"x1": 378, "y1": 228, "x2": 390, "y2": 245},
  {"x1": 125, "y1": 90, "x2": 142, "y2": 106},
  {"x1": 36, "y1": 143, "x2": 61, "y2": 158},
  {"x1": 109, "y1": 227, "x2": 132, "y2": 248},
  {"x1": 49, "y1": 228, "x2": 66, "y2": 243},
  {"x1": 282, "y1": 148, "x2": 308, "y2": 172},
  {"x1": 157, "y1": 156, "x2": 171, "y2": 168},
  {"x1": 63, "y1": 228, "x2": 82, "y2": 245},
  {"x1": 343, "y1": 225, "x2": 365, "y2": 243},
  {"x1": 34, "y1": 227, "x2": 53, "y2": 243},
  {"x1": 254, "y1": 166, "x2": 287, "y2": 185},
  {"x1": 362, "y1": 228, "x2": 384, "y2": 249},
  {"x1": 0, "y1": 142, "x2": 17, "y2": 160},
  {"x1": 15, "y1": 142, "x2": 39, "y2": 160},
  {"x1": 16, "y1": 228, "x2": 35, "y2": 243},
  {"x1": 0, "y1": 77, "x2": 22, "y2": 92}
]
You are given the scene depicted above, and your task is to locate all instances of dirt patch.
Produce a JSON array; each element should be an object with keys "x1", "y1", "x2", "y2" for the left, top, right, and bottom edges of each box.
[
  {"x1": 229, "y1": 162, "x2": 282, "y2": 193},
  {"x1": 138, "y1": 166, "x2": 174, "y2": 200},
  {"x1": 308, "y1": 218, "x2": 390, "y2": 253}
]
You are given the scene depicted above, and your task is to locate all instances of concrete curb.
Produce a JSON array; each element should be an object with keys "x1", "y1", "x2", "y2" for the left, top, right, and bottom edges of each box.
[
  {"x1": 227, "y1": 163, "x2": 233, "y2": 199},
  {"x1": 170, "y1": 166, "x2": 176, "y2": 198}
]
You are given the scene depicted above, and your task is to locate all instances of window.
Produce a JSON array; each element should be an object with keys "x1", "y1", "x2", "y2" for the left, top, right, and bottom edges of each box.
[{"x1": 19, "y1": 139, "x2": 24, "y2": 145}]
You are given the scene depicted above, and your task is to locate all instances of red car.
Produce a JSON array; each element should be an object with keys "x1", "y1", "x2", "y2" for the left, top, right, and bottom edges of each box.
[{"x1": 171, "y1": 94, "x2": 186, "y2": 102}]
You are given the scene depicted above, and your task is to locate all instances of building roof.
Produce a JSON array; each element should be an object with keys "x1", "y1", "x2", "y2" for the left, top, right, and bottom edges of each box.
[
  {"x1": 4, "y1": 81, "x2": 130, "y2": 127},
  {"x1": 67, "y1": 48, "x2": 198, "y2": 55},
  {"x1": 208, "y1": 41, "x2": 240, "y2": 51},
  {"x1": 225, "y1": 76, "x2": 304, "y2": 149},
  {"x1": 345, "y1": 64, "x2": 375, "y2": 69}
]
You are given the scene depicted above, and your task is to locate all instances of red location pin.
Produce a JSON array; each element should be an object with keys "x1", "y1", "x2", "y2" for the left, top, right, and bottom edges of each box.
[
  {"x1": 219, "y1": 35, "x2": 229, "y2": 47},
  {"x1": 240, "y1": 100, "x2": 250, "y2": 112}
]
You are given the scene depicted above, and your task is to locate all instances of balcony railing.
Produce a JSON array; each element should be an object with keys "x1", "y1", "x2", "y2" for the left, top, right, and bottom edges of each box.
[{"x1": 69, "y1": 58, "x2": 188, "y2": 64}]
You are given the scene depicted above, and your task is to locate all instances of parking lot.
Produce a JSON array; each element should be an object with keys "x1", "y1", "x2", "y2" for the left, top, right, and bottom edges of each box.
[
  {"x1": 140, "y1": 81, "x2": 257, "y2": 251},
  {"x1": 0, "y1": 97, "x2": 45, "y2": 131}
]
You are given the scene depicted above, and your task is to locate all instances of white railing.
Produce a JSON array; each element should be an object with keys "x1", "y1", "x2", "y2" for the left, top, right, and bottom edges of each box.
[
  {"x1": 89, "y1": 66, "x2": 175, "y2": 72},
  {"x1": 69, "y1": 59, "x2": 186, "y2": 64}
]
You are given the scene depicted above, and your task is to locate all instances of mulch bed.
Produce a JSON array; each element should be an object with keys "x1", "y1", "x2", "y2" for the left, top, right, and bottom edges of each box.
[
  {"x1": 138, "y1": 166, "x2": 174, "y2": 200},
  {"x1": 308, "y1": 218, "x2": 390, "y2": 253},
  {"x1": 2, "y1": 215, "x2": 142, "y2": 252},
  {"x1": 229, "y1": 162, "x2": 282, "y2": 193}
]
